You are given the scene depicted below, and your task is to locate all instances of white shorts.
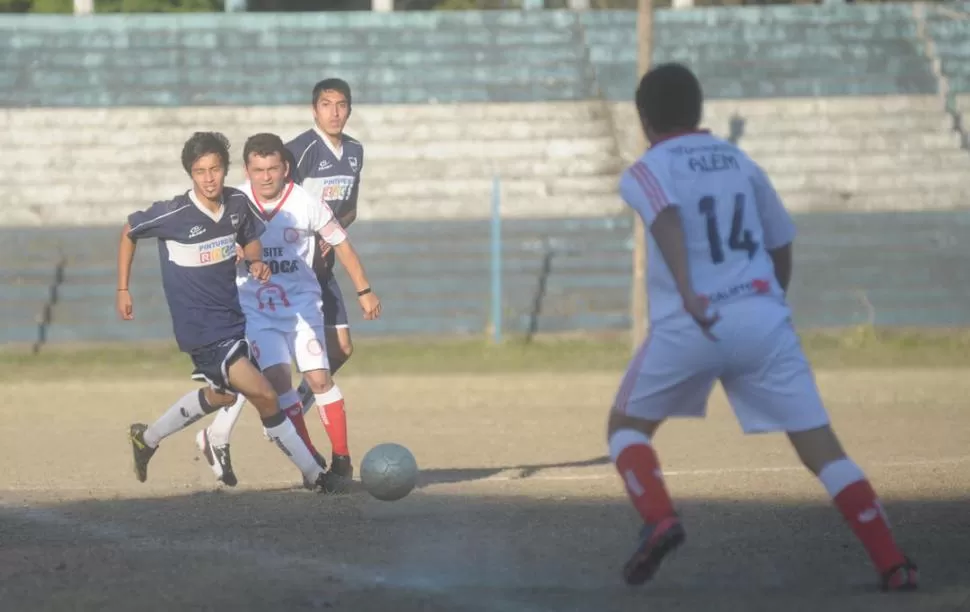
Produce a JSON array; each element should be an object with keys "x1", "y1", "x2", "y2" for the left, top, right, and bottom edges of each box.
[
  {"x1": 248, "y1": 325, "x2": 330, "y2": 373},
  {"x1": 613, "y1": 302, "x2": 829, "y2": 434}
]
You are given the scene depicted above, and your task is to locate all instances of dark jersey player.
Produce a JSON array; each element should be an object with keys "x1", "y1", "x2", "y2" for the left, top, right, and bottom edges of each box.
[
  {"x1": 285, "y1": 78, "x2": 364, "y2": 481},
  {"x1": 118, "y1": 131, "x2": 335, "y2": 493}
]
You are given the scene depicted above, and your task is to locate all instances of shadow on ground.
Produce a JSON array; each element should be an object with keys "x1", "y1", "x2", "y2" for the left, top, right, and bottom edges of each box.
[
  {"x1": 0, "y1": 489, "x2": 967, "y2": 612},
  {"x1": 416, "y1": 455, "x2": 611, "y2": 487}
]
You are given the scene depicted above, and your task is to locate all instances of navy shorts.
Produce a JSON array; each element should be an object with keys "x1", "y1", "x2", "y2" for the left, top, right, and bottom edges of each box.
[
  {"x1": 189, "y1": 336, "x2": 256, "y2": 394},
  {"x1": 321, "y1": 273, "x2": 349, "y2": 328}
]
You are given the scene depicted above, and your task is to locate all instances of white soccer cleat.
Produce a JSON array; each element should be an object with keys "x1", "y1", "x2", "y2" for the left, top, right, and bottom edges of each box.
[{"x1": 196, "y1": 429, "x2": 224, "y2": 480}]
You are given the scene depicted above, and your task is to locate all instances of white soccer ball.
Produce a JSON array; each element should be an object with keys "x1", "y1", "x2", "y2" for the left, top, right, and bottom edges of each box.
[{"x1": 360, "y1": 443, "x2": 419, "y2": 502}]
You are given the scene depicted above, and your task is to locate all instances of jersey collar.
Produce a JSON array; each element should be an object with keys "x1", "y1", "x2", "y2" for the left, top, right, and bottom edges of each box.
[
  {"x1": 251, "y1": 180, "x2": 295, "y2": 222},
  {"x1": 651, "y1": 129, "x2": 711, "y2": 147},
  {"x1": 313, "y1": 126, "x2": 344, "y2": 160},
  {"x1": 188, "y1": 189, "x2": 225, "y2": 223}
]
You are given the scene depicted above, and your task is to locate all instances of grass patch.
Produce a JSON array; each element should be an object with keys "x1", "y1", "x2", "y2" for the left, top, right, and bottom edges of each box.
[{"x1": 1, "y1": 326, "x2": 969, "y2": 382}]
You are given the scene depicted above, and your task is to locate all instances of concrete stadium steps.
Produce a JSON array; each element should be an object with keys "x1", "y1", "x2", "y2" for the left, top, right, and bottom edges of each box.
[
  {"x1": 927, "y1": 5, "x2": 970, "y2": 93},
  {"x1": 582, "y1": 6, "x2": 938, "y2": 100},
  {"x1": 606, "y1": 96, "x2": 969, "y2": 212},
  {"x1": 956, "y1": 95, "x2": 970, "y2": 114},
  {"x1": 1, "y1": 101, "x2": 624, "y2": 223}
]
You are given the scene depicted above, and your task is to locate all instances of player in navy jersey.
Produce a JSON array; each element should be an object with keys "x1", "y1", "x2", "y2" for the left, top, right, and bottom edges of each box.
[
  {"x1": 284, "y1": 78, "x2": 363, "y2": 481},
  {"x1": 119, "y1": 131, "x2": 335, "y2": 493}
]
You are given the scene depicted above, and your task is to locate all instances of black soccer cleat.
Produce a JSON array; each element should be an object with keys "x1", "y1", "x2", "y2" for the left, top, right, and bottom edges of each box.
[
  {"x1": 623, "y1": 517, "x2": 686, "y2": 586},
  {"x1": 330, "y1": 453, "x2": 353, "y2": 479},
  {"x1": 196, "y1": 429, "x2": 237, "y2": 487},
  {"x1": 129, "y1": 423, "x2": 157, "y2": 483}
]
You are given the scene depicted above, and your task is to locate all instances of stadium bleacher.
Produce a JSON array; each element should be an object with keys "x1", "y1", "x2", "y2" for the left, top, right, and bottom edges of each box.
[{"x1": 1, "y1": 4, "x2": 969, "y2": 345}]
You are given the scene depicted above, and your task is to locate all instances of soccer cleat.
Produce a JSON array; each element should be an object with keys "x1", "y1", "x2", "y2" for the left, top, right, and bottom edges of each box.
[
  {"x1": 129, "y1": 423, "x2": 157, "y2": 483},
  {"x1": 312, "y1": 451, "x2": 328, "y2": 471},
  {"x1": 330, "y1": 453, "x2": 353, "y2": 479},
  {"x1": 303, "y1": 469, "x2": 348, "y2": 494},
  {"x1": 195, "y1": 429, "x2": 237, "y2": 487},
  {"x1": 623, "y1": 517, "x2": 686, "y2": 586},
  {"x1": 881, "y1": 557, "x2": 919, "y2": 592}
]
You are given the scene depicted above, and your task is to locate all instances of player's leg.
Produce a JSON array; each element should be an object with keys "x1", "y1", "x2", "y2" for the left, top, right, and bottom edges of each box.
[
  {"x1": 292, "y1": 325, "x2": 353, "y2": 483},
  {"x1": 721, "y1": 316, "x2": 917, "y2": 591},
  {"x1": 195, "y1": 394, "x2": 246, "y2": 487},
  {"x1": 222, "y1": 342, "x2": 332, "y2": 491},
  {"x1": 194, "y1": 330, "x2": 282, "y2": 486},
  {"x1": 607, "y1": 326, "x2": 718, "y2": 586},
  {"x1": 261, "y1": 361, "x2": 328, "y2": 471},
  {"x1": 129, "y1": 386, "x2": 237, "y2": 483},
  {"x1": 300, "y1": 274, "x2": 351, "y2": 410}
]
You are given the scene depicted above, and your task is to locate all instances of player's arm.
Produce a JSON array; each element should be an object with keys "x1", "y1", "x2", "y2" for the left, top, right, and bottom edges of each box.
[
  {"x1": 117, "y1": 200, "x2": 173, "y2": 320},
  {"x1": 750, "y1": 164, "x2": 797, "y2": 294},
  {"x1": 313, "y1": 204, "x2": 380, "y2": 320},
  {"x1": 237, "y1": 200, "x2": 271, "y2": 283},
  {"x1": 116, "y1": 223, "x2": 137, "y2": 320},
  {"x1": 621, "y1": 163, "x2": 717, "y2": 335}
]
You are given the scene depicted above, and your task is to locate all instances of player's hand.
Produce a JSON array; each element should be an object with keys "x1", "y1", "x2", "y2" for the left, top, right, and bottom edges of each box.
[
  {"x1": 235, "y1": 245, "x2": 245, "y2": 263},
  {"x1": 249, "y1": 261, "x2": 271, "y2": 284},
  {"x1": 358, "y1": 292, "x2": 381, "y2": 320},
  {"x1": 318, "y1": 238, "x2": 333, "y2": 260},
  {"x1": 683, "y1": 293, "x2": 719, "y2": 341},
  {"x1": 117, "y1": 289, "x2": 134, "y2": 321}
]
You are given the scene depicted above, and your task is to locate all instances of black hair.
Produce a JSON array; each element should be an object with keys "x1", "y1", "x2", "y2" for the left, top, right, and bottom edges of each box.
[
  {"x1": 181, "y1": 131, "x2": 230, "y2": 175},
  {"x1": 311, "y1": 78, "x2": 352, "y2": 109},
  {"x1": 635, "y1": 63, "x2": 703, "y2": 134},
  {"x1": 243, "y1": 132, "x2": 287, "y2": 165}
]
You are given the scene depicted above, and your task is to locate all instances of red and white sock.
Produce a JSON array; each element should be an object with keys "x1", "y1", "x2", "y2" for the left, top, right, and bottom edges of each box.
[
  {"x1": 315, "y1": 385, "x2": 349, "y2": 457},
  {"x1": 280, "y1": 389, "x2": 316, "y2": 455},
  {"x1": 608, "y1": 429, "x2": 675, "y2": 525},
  {"x1": 818, "y1": 458, "x2": 906, "y2": 574}
]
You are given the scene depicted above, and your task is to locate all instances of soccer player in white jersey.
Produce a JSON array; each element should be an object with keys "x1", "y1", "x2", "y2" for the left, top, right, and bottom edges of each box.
[
  {"x1": 609, "y1": 64, "x2": 918, "y2": 591},
  {"x1": 120, "y1": 131, "x2": 331, "y2": 493},
  {"x1": 195, "y1": 133, "x2": 380, "y2": 491}
]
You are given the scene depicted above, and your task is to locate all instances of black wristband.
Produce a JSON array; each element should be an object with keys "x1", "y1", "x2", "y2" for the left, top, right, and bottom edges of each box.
[{"x1": 357, "y1": 287, "x2": 372, "y2": 297}]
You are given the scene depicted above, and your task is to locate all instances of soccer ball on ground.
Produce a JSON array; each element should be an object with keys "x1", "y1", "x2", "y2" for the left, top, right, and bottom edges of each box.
[{"x1": 360, "y1": 443, "x2": 419, "y2": 502}]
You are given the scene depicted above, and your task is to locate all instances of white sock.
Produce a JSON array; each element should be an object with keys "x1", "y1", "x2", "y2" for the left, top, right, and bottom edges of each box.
[
  {"x1": 207, "y1": 394, "x2": 246, "y2": 447},
  {"x1": 263, "y1": 413, "x2": 324, "y2": 481},
  {"x1": 144, "y1": 390, "x2": 208, "y2": 448},
  {"x1": 817, "y1": 457, "x2": 866, "y2": 498}
]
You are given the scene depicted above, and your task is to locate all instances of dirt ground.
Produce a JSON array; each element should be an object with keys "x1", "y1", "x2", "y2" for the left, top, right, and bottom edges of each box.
[{"x1": 1, "y1": 370, "x2": 968, "y2": 612}]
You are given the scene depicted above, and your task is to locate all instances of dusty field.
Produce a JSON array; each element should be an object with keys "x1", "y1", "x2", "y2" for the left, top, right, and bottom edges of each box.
[{"x1": 1, "y1": 370, "x2": 968, "y2": 612}]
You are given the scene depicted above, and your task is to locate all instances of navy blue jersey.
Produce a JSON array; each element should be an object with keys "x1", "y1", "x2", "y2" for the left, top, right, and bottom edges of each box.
[
  {"x1": 127, "y1": 187, "x2": 265, "y2": 353},
  {"x1": 286, "y1": 128, "x2": 363, "y2": 281},
  {"x1": 286, "y1": 128, "x2": 363, "y2": 222}
]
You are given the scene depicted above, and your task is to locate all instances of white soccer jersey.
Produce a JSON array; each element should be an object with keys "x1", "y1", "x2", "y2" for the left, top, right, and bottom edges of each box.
[
  {"x1": 236, "y1": 180, "x2": 347, "y2": 331},
  {"x1": 621, "y1": 131, "x2": 797, "y2": 326}
]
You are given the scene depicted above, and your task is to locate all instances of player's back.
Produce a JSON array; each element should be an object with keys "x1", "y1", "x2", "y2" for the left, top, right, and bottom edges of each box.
[{"x1": 621, "y1": 131, "x2": 796, "y2": 326}]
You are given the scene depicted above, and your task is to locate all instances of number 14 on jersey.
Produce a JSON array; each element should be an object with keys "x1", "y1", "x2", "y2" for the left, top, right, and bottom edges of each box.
[{"x1": 698, "y1": 194, "x2": 759, "y2": 264}]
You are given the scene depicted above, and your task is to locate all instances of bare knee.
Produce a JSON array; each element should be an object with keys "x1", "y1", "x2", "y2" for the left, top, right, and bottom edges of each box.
[
  {"x1": 788, "y1": 425, "x2": 847, "y2": 475},
  {"x1": 303, "y1": 369, "x2": 333, "y2": 394}
]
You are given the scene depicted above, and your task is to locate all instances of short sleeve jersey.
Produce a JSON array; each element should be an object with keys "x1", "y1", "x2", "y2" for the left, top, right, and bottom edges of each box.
[
  {"x1": 286, "y1": 128, "x2": 363, "y2": 222},
  {"x1": 620, "y1": 131, "x2": 796, "y2": 325},
  {"x1": 235, "y1": 180, "x2": 347, "y2": 331},
  {"x1": 127, "y1": 187, "x2": 265, "y2": 353},
  {"x1": 286, "y1": 128, "x2": 363, "y2": 281}
]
